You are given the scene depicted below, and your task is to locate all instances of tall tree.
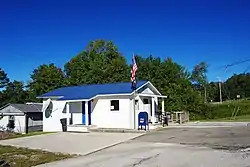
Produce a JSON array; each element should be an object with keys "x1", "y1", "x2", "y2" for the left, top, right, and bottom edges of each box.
[
  {"x1": 0, "y1": 68, "x2": 9, "y2": 88},
  {"x1": 191, "y1": 62, "x2": 208, "y2": 103},
  {"x1": 27, "y1": 63, "x2": 66, "y2": 101},
  {"x1": 136, "y1": 55, "x2": 201, "y2": 112},
  {"x1": 64, "y1": 40, "x2": 129, "y2": 85},
  {"x1": 0, "y1": 81, "x2": 28, "y2": 106},
  {"x1": 224, "y1": 73, "x2": 250, "y2": 99}
]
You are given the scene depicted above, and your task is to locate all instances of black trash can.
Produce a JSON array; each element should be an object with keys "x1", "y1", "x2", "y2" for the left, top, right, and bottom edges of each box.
[
  {"x1": 163, "y1": 115, "x2": 168, "y2": 126},
  {"x1": 60, "y1": 118, "x2": 67, "y2": 132}
]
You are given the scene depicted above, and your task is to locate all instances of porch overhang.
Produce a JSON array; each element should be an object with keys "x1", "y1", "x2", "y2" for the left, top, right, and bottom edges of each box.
[
  {"x1": 0, "y1": 112, "x2": 24, "y2": 116},
  {"x1": 137, "y1": 93, "x2": 167, "y2": 98}
]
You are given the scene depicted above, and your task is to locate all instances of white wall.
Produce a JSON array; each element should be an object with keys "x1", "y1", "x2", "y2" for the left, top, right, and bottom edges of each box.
[
  {"x1": 43, "y1": 100, "x2": 68, "y2": 132},
  {"x1": 69, "y1": 102, "x2": 82, "y2": 125},
  {"x1": 141, "y1": 87, "x2": 155, "y2": 95},
  {"x1": 91, "y1": 95, "x2": 132, "y2": 129},
  {"x1": 0, "y1": 115, "x2": 25, "y2": 133},
  {"x1": 0, "y1": 116, "x2": 9, "y2": 129},
  {"x1": 14, "y1": 116, "x2": 26, "y2": 133}
]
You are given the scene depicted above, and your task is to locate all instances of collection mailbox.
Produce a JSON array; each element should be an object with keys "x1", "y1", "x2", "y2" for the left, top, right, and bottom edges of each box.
[{"x1": 138, "y1": 111, "x2": 149, "y2": 131}]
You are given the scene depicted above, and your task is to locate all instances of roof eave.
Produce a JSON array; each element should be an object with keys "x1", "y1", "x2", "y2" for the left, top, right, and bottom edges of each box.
[
  {"x1": 133, "y1": 81, "x2": 162, "y2": 95},
  {"x1": 36, "y1": 96, "x2": 64, "y2": 99}
]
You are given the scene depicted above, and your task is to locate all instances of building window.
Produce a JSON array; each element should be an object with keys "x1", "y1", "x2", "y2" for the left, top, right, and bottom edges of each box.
[
  {"x1": 143, "y1": 99, "x2": 149, "y2": 104},
  {"x1": 135, "y1": 100, "x2": 139, "y2": 110},
  {"x1": 110, "y1": 100, "x2": 119, "y2": 111}
]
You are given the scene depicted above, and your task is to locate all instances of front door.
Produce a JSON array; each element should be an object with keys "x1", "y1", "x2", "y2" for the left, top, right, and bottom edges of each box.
[{"x1": 142, "y1": 98, "x2": 151, "y2": 122}]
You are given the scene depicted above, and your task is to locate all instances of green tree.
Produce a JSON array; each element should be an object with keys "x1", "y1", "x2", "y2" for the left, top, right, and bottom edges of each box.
[
  {"x1": 224, "y1": 73, "x2": 250, "y2": 99},
  {"x1": 191, "y1": 62, "x2": 208, "y2": 103},
  {"x1": 65, "y1": 40, "x2": 129, "y2": 85},
  {"x1": 0, "y1": 81, "x2": 28, "y2": 106},
  {"x1": 27, "y1": 63, "x2": 66, "y2": 101},
  {"x1": 0, "y1": 68, "x2": 9, "y2": 88},
  {"x1": 135, "y1": 55, "x2": 202, "y2": 112}
]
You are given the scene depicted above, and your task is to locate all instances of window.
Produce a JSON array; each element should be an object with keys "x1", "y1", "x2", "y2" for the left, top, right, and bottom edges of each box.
[
  {"x1": 135, "y1": 100, "x2": 139, "y2": 110},
  {"x1": 143, "y1": 99, "x2": 149, "y2": 104},
  {"x1": 9, "y1": 115, "x2": 15, "y2": 121},
  {"x1": 110, "y1": 100, "x2": 119, "y2": 111}
]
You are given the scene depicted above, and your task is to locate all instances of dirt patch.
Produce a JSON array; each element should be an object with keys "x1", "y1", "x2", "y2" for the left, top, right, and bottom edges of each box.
[{"x1": 0, "y1": 131, "x2": 18, "y2": 140}]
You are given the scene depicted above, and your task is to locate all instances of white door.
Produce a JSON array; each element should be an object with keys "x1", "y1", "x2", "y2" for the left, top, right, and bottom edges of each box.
[{"x1": 142, "y1": 98, "x2": 151, "y2": 122}]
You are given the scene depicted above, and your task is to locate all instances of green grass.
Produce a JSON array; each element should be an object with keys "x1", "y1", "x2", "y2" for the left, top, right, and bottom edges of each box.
[
  {"x1": 0, "y1": 131, "x2": 54, "y2": 140},
  {"x1": 0, "y1": 145, "x2": 74, "y2": 167},
  {"x1": 201, "y1": 115, "x2": 250, "y2": 122}
]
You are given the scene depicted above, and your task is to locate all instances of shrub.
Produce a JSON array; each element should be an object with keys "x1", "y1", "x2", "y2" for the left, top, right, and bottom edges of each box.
[{"x1": 190, "y1": 100, "x2": 250, "y2": 120}]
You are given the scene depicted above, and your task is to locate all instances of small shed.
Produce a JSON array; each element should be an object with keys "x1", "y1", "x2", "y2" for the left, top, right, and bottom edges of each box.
[{"x1": 0, "y1": 103, "x2": 43, "y2": 133}]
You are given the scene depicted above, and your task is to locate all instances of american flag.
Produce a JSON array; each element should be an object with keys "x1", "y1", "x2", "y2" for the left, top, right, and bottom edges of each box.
[{"x1": 131, "y1": 54, "x2": 138, "y2": 90}]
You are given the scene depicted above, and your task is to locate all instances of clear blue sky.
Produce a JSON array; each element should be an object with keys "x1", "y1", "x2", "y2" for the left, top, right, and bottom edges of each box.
[{"x1": 0, "y1": 0, "x2": 249, "y2": 83}]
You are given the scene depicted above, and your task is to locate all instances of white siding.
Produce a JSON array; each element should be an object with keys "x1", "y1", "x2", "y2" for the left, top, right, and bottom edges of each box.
[
  {"x1": 91, "y1": 95, "x2": 132, "y2": 129},
  {"x1": 0, "y1": 116, "x2": 9, "y2": 129},
  {"x1": 141, "y1": 87, "x2": 155, "y2": 95},
  {"x1": 43, "y1": 100, "x2": 67, "y2": 132},
  {"x1": 0, "y1": 115, "x2": 25, "y2": 133},
  {"x1": 14, "y1": 116, "x2": 25, "y2": 133},
  {"x1": 70, "y1": 102, "x2": 82, "y2": 125}
]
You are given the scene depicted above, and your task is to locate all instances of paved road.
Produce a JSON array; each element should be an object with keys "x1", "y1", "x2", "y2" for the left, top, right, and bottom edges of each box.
[
  {"x1": 40, "y1": 127, "x2": 250, "y2": 167},
  {"x1": 134, "y1": 126, "x2": 250, "y2": 150}
]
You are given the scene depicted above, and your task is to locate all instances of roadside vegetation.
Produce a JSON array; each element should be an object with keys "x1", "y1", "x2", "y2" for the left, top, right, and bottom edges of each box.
[
  {"x1": 192, "y1": 99, "x2": 250, "y2": 121},
  {"x1": 0, "y1": 145, "x2": 74, "y2": 167},
  {"x1": 202, "y1": 115, "x2": 250, "y2": 122}
]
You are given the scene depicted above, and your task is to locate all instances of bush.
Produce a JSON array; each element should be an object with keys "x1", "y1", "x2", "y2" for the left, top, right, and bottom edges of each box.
[{"x1": 190, "y1": 100, "x2": 250, "y2": 120}]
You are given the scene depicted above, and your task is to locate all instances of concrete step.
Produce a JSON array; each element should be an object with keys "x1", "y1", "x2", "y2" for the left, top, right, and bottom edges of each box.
[
  {"x1": 67, "y1": 124, "x2": 91, "y2": 133},
  {"x1": 88, "y1": 127, "x2": 146, "y2": 133}
]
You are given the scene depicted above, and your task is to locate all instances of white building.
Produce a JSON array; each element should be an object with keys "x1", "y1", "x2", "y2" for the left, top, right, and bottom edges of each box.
[
  {"x1": 37, "y1": 81, "x2": 167, "y2": 132},
  {"x1": 0, "y1": 103, "x2": 43, "y2": 133}
]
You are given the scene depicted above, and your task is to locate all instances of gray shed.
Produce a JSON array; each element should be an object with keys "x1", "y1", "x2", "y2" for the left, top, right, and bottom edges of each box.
[{"x1": 0, "y1": 103, "x2": 43, "y2": 133}]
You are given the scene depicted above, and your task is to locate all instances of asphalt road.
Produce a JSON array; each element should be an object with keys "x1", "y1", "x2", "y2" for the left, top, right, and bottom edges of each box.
[
  {"x1": 42, "y1": 126, "x2": 250, "y2": 167},
  {"x1": 133, "y1": 126, "x2": 250, "y2": 150}
]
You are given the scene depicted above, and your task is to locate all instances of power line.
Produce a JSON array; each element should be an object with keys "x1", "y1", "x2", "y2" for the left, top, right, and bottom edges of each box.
[{"x1": 224, "y1": 58, "x2": 250, "y2": 71}]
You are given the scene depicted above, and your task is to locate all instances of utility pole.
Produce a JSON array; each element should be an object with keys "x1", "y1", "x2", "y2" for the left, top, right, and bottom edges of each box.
[{"x1": 218, "y1": 77, "x2": 222, "y2": 104}]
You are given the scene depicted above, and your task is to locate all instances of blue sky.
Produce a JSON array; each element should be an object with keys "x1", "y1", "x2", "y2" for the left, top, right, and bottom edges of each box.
[{"x1": 0, "y1": 0, "x2": 249, "y2": 83}]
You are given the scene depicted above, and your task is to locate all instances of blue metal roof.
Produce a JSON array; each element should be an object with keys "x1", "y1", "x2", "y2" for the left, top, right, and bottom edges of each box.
[{"x1": 37, "y1": 80, "x2": 148, "y2": 100}]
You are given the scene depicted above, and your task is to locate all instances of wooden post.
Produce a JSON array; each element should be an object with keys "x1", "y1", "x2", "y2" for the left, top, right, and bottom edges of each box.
[
  {"x1": 161, "y1": 100, "x2": 164, "y2": 114},
  {"x1": 151, "y1": 97, "x2": 155, "y2": 124},
  {"x1": 25, "y1": 114, "x2": 29, "y2": 134}
]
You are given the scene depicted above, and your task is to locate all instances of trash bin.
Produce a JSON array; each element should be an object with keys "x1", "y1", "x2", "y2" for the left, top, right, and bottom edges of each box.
[
  {"x1": 60, "y1": 118, "x2": 67, "y2": 132},
  {"x1": 163, "y1": 115, "x2": 168, "y2": 126}
]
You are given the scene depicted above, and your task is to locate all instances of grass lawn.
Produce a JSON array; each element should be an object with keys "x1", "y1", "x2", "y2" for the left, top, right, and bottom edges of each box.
[
  {"x1": 0, "y1": 145, "x2": 74, "y2": 167},
  {"x1": 201, "y1": 115, "x2": 250, "y2": 122},
  {"x1": 0, "y1": 131, "x2": 54, "y2": 140}
]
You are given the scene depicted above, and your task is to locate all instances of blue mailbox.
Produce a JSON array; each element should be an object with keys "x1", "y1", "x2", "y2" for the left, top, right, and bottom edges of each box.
[{"x1": 138, "y1": 111, "x2": 149, "y2": 131}]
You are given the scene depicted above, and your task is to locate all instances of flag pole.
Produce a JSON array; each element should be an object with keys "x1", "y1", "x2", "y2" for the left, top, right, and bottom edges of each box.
[
  {"x1": 132, "y1": 53, "x2": 136, "y2": 129},
  {"x1": 133, "y1": 77, "x2": 136, "y2": 128}
]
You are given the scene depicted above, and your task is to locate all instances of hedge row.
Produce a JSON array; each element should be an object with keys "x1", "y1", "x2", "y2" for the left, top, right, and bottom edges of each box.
[{"x1": 190, "y1": 100, "x2": 250, "y2": 120}]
